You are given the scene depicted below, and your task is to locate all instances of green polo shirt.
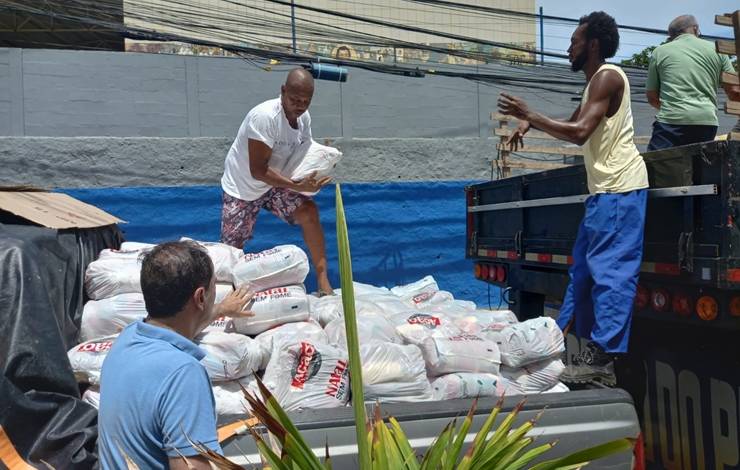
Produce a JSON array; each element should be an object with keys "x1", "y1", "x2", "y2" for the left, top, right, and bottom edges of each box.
[{"x1": 646, "y1": 34, "x2": 735, "y2": 126}]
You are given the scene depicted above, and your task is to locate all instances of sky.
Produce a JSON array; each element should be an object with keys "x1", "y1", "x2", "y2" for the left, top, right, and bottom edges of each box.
[{"x1": 535, "y1": 0, "x2": 738, "y2": 62}]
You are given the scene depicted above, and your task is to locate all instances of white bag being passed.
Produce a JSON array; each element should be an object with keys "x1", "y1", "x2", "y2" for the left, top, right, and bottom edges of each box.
[
  {"x1": 212, "y1": 375, "x2": 256, "y2": 417},
  {"x1": 80, "y1": 293, "x2": 147, "y2": 342},
  {"x1": 500, "y1": 359, "x2": 565, "y2": 394},
  {"x1": 262, "y1": 341, "x2": 350, "y2": 411},
  {"x1": 196, "y1": 331, "x2": 267, "y2": 381},
  {"x1": 67, "y1": 335, "x2": 118, "y2": 385},
  {"x1": 417, "y1": 333, "x2": 501, "y2": 377},
  {"x1": 231, "y1": 285, "x2": 310, "y2": 336},
  {"x1": 324, "y1": 315, "x2": 401, "y2": 349},
  {"x1": 431, "y1": 373, "x2": 506, "y2": 401},
  {"x1": 232, "y1": 245, "x2": 309, "y2": 292},
  {"x1": 361, "y1": 342, "x2": 433, "y2": 402},
  {"x1": 495, "y1": 317, "x2": 565, "y2": 368},
  {"x1": 181, "y1": 237, "x2": 242, "y2": 283},
  {"x1": 85, "y1": 250, "x2": 142, "y2": 300},
  {"x1": 290, "y1": 141, "x2": 343, "y2": 196}
]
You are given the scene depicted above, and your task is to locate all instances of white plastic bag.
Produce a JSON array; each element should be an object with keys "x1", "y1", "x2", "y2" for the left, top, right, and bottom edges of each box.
[
  {"x1": 361, "y1": 342, "x2": 433, "y2": 402},
  {"x1": 232, "y1": 245, "x2": 309, "y2": 292},
  {"x1": 334, "y1": 281, "x2": 391, "y2": 297},
  {"x1": 500, "y1": 359, "x2": 565, "y2": 394},
  {"x1": 542, "y1": 382, "x2": 570, "y2": 394},
  {"x1": 181, "y1": 237, "x2": 242, "y2": 283},
  {"x1": 215, "y1": 283, "x2": 235, "y2": 304},
  {"x1": 82, "y1": 386, "x2": 101, "y2": 409},
  {"x1": 496, "y1": 317, "x2": 565, "y2": 368},
  {"x1": 290, "y1": 141, "x2": 343, "y2": 195},
  {"x1": 453, "y1": 310, "x2": 518, "y2": 336},
  {"x1": 255, "y1": 321, "x2": 328, "y2": 368},
  {"x1": 85, "y1": 251, "x2": 142, "y2": 300},
  {"x1": 67, "y1": 335, "x2": 118, "y2": 385},
  {"x1": 212, "y1": 375, "x2": 256, "y2": 417},
  {"x1": 324, "y1": 315, "x2": 401, "y2": 349},
  {"x1": 119, "y1": 241, "x2": 154, "y2": 251},
  {"x1": 196, "y1": 331, "x2": 267, "y2": 381},
  {"x1": 392, "y1": 312, "x2": 461, "y2": 345},
  {"x1": 390, "y1": 276, "x2": 439, "y2": 306},
  {"x1": 80, "y1": 293, "x2": 147, "y2": 342},
  {"x1": 262, "y1": 341, "x2": 350, "y2": 411},
  {"x1": 417, "y1": 333, "x2": 501, "y2": 376},
  {"x1": 308, "y1": 295, "x2": 390, "y2": 327},
  {"x1": 431, "y1": 373, "x2": 506, "y2": 401},
  {"x1": 231, "y1": 285, "x2": 310, "y2": 335}
]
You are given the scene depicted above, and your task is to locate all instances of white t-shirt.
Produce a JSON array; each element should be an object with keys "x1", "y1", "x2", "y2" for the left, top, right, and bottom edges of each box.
[{"x1": 221, "y1": 97, "x2": 312, "y2": 201}]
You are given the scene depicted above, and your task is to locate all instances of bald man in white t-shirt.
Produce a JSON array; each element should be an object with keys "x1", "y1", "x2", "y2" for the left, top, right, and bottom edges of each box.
[{"x1": 221, "y1": 68, "x2": 333, "y2": 295}]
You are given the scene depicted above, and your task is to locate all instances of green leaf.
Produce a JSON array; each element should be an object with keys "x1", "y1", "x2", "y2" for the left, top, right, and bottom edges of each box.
[
  {"x1": 443, "y1": 399, "x2": 477, "y2": 470},
  {"x1": 506, "y1": 442, "x2": 557, "y2": 470},
  {"x1": 529, "y1": 438, "x2": 634, "y2": 470},
  {"x1": 472, "y1": 400, "x2": 525, "y2": 466},
  {"x1": 335, "y1": 184, "x2": 371, "y2": 470},
  {"x1": 283, "y1": 433, "x2": 325, "y2": 470},
  {"x1": 420, "y1": 421, "x2": 454, "y2": 470},
  {"x1": 458, "y1": 395, "x2": 505, "y2": 470},
  {"x1": 248, "y1": 428, "x2": 291, "y2": 470},
  {"x1": 388, "y1": 417, "x2": 421, "y2": 470}
]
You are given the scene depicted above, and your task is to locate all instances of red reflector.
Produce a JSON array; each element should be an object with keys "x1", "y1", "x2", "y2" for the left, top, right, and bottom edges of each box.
[
  {"x1": 507, "y1": 251, "x2": 518, "y2": 260},
  {"x1": 672, "y1": 293, "x2": 692, "y2": 317},
  {"x1": 496, "y1": 265, "x2": 506, "y2": 283},
  {"x1": 567, "y1": 256, "x2": 574, "y2": 265},
  {"x1": 728, "y1": 269, "x2": 740, "y2": 283},
  {"x1": 537, "y1": 253, "x2": 553, "y2": 263},
  {"x1": 632, "y1": 432, "x2": 646, "y2": 470},
  {"x1": 480, "y1": 264, "x2": 490, "y2": 280},
  {"x1": 634, "y1": 285, "x2": 649, "y2": 310},
  {"x1": 655, "y1": 263, "x2": 680, "y2": 275},
  {"x1": 488, "y1": 266, "x2": 498, "y2": 281}
]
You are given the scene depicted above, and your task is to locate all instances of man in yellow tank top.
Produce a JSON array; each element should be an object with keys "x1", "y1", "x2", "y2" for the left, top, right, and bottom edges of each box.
[{"x1": 498, "y1": 11, "x2": 649, "y2": 385}]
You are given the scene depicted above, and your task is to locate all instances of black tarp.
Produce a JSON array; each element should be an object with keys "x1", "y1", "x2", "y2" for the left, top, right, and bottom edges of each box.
[{"x1": 0, "y1": 222, "x2": 122, "y2": 469}]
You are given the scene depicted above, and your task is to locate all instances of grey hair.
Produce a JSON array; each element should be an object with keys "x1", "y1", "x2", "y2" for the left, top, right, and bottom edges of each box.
[{"x1": 668, "y1": 15, "x2": 698, "y2": 39}]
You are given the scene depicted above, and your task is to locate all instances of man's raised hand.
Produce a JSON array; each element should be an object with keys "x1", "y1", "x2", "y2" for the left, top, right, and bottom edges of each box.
[{"x1": 497, "y1": 93, "x2": 531, "y2": 121}]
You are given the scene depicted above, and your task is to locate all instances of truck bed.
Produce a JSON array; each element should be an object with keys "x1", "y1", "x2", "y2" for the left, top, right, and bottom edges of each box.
[{"x1": 220, "y1": 388, "x2": 639, "y2": 468}]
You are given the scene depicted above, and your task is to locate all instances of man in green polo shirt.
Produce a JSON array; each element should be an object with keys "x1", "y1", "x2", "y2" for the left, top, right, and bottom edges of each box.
[{"x1": 646, "y1": 14, "x2": 736, "y2": 150}]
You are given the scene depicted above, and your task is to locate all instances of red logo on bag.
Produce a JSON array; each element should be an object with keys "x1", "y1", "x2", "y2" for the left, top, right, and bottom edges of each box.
[
  {"x1": 411, "y1": 291, "x2": 435, "y2": 304},
  {"x1": 407, "y1": 314, "x2": 441, "y2": 329},
  {"x1": 291, "y1": 342, "x2": 322, "y2": 389},
  {"x1": 77, "y1": 341, "x2": 113, "y2": 353},
  {"x1": 326, "y1": 360, "x2": 349, "y2": 399}
]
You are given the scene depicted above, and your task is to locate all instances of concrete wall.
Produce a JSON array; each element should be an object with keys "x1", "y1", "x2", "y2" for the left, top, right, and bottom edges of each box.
[{"x1": 6, "y1": 47, "x2": 737, "y2": 141}]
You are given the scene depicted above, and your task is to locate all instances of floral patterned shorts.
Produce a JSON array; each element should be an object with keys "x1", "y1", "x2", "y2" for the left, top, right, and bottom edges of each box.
[{"x1": 220, "y1": 189, "x2": 311, "y2": 249}]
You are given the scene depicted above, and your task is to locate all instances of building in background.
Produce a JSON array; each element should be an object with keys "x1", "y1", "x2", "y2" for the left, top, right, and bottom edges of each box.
[
  {"x1": 123, "y1": 0, "x2": 536, "y2": 64},
  {"x1": 0, "y1": 1, "x2": 124, "y2": 51}
]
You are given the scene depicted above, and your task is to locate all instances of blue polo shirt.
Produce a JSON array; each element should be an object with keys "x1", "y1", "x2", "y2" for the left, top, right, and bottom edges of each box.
[{"x1": 98, "y1": 320, "x2": 221, "y2": 469}]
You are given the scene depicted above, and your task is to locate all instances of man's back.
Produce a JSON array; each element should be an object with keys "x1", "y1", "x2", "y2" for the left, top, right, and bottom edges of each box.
[
  {"x1": 98, "y1": 321, "x2": 220, "y2": 469},
  {"x1": 647, "y1": 34, "x2": 734, "y2": 126}
]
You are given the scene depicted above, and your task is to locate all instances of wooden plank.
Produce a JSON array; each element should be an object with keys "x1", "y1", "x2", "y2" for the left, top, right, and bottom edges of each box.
[
  {"x1": 493, "y1": 127, "x2": 650, "y2": 144},
  {"x1": 715, "y1": 14, "x2": 733, "y2": 26},
  {"x1": 729, "y1": 131, "x2": 740, "y2": 141},
  {"x1": 501, "y1": 161, "x2": 570, "y2": 170},
  {"x1": 491, "y1": 112, "x2": 514, "y2": 122},
  {"x1": 722, "y1": 71, "x2": 740, "y2": 86},
  {"x1": 716, "y1": 39, "x2": 736, "y2": 55},
  {"x1": 497, "y1": 143, "x2": 583, "y2": 155},
  {"x1": 725, "y1": 100, "x2": 740, "y2": 116},
  {"x1": 0, "y1": 426, "x2": 35, "y2": 470}
]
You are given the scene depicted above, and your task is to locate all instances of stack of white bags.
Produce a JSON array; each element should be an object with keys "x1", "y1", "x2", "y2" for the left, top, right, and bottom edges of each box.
[{"x1": 71, "y1": 242, "x2": 568, "y2": 417}]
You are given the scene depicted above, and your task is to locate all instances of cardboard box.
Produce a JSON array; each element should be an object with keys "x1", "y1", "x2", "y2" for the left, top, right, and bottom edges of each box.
[{"x1": 0, "y1": 188, "x2": 124, "y2": 229}]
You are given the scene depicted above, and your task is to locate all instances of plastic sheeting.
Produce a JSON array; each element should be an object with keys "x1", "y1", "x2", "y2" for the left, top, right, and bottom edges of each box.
[{"x1": 0, "y1": 221, "x2": 122, "y2": 469}]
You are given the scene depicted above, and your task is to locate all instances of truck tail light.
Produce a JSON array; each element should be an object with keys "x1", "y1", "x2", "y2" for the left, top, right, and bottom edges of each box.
[
  {"x1": 651, "y1": 288, "x2": 670, "y2": 312},
  {"x1": 696, "y1": 296, "x2": 718, "y2": 321},
  {"x1": 480, "y1": 264, "x2": 490, "y2": 280},
  {"x1": 474, "y1": 263, "x2": 481, "y2": 279},
  {"x1": 730, "y1": 296, "x2": 740, "y2": 317},
  {"x1": 488, "y1": 265, "x2": 497, "y2": 281},
  {"x1": 632, "y1": 431, "x2": 646, "y2": 470},
  {"x1": 634, "y1": 285, "x2": 649, "y2": 310},
  {"x1": 672, "y1": 293, "x2": 692, "y2": 317},
  {"x1": 495, "y1": 265, "x2": 506, "y2": 283}
]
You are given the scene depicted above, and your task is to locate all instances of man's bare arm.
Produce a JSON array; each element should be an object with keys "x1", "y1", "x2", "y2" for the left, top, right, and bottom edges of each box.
[
  {"x1": 646, "y1": 90, "x2": 661, "y2": 110},
  {"x1": 248, "y1": 139, "x2": 331, "y2": 193},
  {"x1": 499, "y1": 69, "x2": 621, "y2": 146}
]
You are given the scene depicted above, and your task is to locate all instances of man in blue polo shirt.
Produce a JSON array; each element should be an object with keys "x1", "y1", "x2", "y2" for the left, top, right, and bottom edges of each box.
[{"x1": 98, "y1": 241, "x2": 251, "y2": 469}]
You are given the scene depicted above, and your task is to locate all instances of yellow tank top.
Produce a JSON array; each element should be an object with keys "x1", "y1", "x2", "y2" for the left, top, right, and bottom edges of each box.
[{"x1": 581, "y1": 64, "x2": 649, "y2": 194}]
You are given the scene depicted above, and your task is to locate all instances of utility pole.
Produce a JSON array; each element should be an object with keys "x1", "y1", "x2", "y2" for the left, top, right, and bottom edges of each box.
[
  {"x1": 291, "y1": 0, "x2": 297, "y2": 52},
  {"x1": 539, "y1": 6, "x2": 544, "y2": 65}
]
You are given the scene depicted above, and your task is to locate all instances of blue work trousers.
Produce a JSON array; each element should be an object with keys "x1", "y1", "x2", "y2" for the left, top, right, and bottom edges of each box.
[{"x1": 556, "y1": 189, "x2": 647, "y2": 353}]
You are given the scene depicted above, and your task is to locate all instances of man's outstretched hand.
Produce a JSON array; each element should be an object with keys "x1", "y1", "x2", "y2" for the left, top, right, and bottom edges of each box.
[
  {"x1": 293, "y1": 171, "x2": 332, "y2": 193},
  {"x1": 497, "y1": 93, "x2": 531, "y2": 121},
  {"x1": 215, "y1": 285, "x2": 254, "y2": 319},
  {"x1": 504, "y1": 121, "x2": 531, "y2": 151}
]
